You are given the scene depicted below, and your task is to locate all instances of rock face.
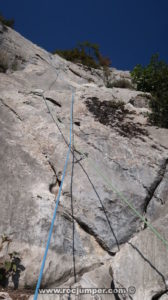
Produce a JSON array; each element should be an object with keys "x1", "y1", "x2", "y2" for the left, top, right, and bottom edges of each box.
[
  {"x1": 111, "y1": 215, "x2": 168, "y2": 300},
  {"x1": 0, "y1": 292, "x2": 12, "y2": 300},
  {"x1": 0, "y1": 24, "x2": 168, "y2": 300}
]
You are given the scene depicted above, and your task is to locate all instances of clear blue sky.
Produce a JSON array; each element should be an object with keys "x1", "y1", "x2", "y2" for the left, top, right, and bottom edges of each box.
[{"x1": 1, "y1": 0, "x2": 168, "y2": 70}]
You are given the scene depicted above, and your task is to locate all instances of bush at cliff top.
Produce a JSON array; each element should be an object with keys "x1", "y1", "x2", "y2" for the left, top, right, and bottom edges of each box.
[{"x1": 54, "y1": 41, "x2": 111, "y2": 70}]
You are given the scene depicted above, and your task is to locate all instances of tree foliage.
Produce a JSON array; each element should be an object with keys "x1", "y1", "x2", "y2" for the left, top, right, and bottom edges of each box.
[
  {"x1": 54, "y1": 41, "x2": 111, "y2": 69},
  {"x1": 131, "y1": 54, "x2": 168, "y2": 128}
]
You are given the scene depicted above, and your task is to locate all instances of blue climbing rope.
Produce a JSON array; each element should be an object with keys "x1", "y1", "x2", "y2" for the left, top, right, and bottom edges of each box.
[{"x1": 34, "y1": 91, "x2": 74, "y2": 300}]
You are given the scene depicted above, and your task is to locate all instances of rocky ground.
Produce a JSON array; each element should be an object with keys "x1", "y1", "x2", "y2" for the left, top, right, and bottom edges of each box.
[{"x1": 0, "y1": 23, "x2": 168, "y2": 300}]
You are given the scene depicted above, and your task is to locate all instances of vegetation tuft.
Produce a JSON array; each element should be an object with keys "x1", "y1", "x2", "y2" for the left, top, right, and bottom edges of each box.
[
  {"x1": 106, "y1": 79, "x2": 133, "y2": 89},
  {"x1": 0, "y1": 12, "x2": 14, "y2": 28},
  {"x1": 85, "y1": 97, "x2": 148, "y2": 138}
]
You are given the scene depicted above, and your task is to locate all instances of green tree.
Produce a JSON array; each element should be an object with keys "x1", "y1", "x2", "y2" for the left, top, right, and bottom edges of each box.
[{"x1": 131, "y1": 54, "x2": 168, "y2": 128}]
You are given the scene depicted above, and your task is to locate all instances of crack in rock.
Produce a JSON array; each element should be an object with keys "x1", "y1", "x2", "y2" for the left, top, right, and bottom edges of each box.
[
  {"x1": 63, "y1": 210, "x2": 116, "y2": 256},
  {"x1": 144, "y1": 158, "x2": 168, "y2": 212},
  {"x1": 35, "y1": 53, "x2": 49, "y2": 63},
  {"x1": 46, "y1": 97, "x2": 62, "y2": 108},
  {"x1": 128, "y1": 241, "x2": 167, "y2": 289},
  {"x1": 69, "y1": 66, "x2": 82, "y2": 78},
  {"x1": 47, "y1": 160, "x2": 62, "y2": 196},
  {"x1": 152, "y1": 290, "x2": 168, "y2": 300},
  {"x1": 74, "y1": 121, "x2": 80, "y2": 126},
  {"x1": 49, "y1": 261, "x2": 105, "y2": 287},
  {"x1": 0, "y1": 98, "x2": 23, "y2": 121}
]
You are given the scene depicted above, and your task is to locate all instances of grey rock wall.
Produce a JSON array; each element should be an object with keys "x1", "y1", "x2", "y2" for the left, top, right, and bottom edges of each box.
[{"x1": 0, "y1": 24, "x2": 168, "y2": 300}]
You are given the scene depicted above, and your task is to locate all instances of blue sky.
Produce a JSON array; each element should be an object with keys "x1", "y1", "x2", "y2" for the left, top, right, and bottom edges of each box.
[{"x1": 1, "y1": 0, "x2": 168, "y2": 70}]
